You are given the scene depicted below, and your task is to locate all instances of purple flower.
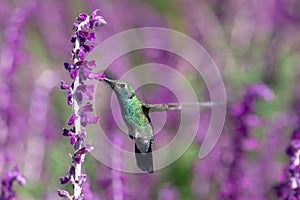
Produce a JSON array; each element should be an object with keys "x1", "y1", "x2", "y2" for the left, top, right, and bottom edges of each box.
[
  {"x1": 73, "y1": 144, "x2": 94, "y2": 164},
  {"x1": 246, "y1": 84, "x2": 275, "y2": 101},
  {"x1": 62, "y1": 128, "x2": 77, "y2": 146},
  {"x1": 64, "y1": 62, "x2": 73, "y2": 71},
  {"x1": 77, "y1": 13, "x2": 88, "y2": 22},
  {"x1": 76, "y1": 103, "x2": 99, "y2": 127},
  {"x1": 80, "y1": 112, "x2": 99, "y2": 127},
  {"x1": 99, "y1": 135, "x2": 128, "y2": 200},
  {"x1": 220, "y1": 83, "x2": 274, "y2": 199},
  {"x1": 67, "y1": 90, "x2": 73, "y2": 106},
  {"x1": 70, "y1": 69, "x2": 79, "y2": 79},
  {"x1": 86, "y1": 60, "x2": 96, "y2": 69},
  {"x1": 230, "y1": 83, "x2": 274, "y2": 136},
  {"x1": 67, "y1": 113, "x2": 76, "y2": 126},
  {"x1": 59, "y1": 176, "x2": 71, "y2": 185},
  {"x1": 77, "y1": 85, "x2": 94, "y2": 100},
  {"x1": 70, "y1": 135, "x2": 76, "y2": 146},
  {"x1": 76, "y1": 85, "x2": 94, "y2": 102},
  {"x1": 62, "y1": 128, "x2": 75, "y2": 137},
  {"x1": 0, "y1": 2, "x2": 36, "y2": 190},
  {"x1": 76, "y1": 48, "x2": 85, "y2": 60},
  {"x1": 82, "y1": 180, "x2": 100, "y2": 200},
  {"x1": 59, "y1": 9, "x2": 106, "y2": 200},
  {"x1": 275, "y1": 113, "x2": 300, "y2": 199},
  {"x1": 88, "y1": 72, "x2": 105, "y2": 81},
  {"x1": 157, "y1": 184, "x2": 180, "y2": 200},
  {"x1": 59, "y1": 166, "x2": 75, "y2": 185},
  {"x1": 90, "y1": 9, "x2": 107, "y2": 28},
  {"x1": 0, "y1": 166, "x2": 26, "y2": 200},
  {"x1": 86, "y1": 32, "x2": 96, "y2": 41},
  {"x1": 82, "y1": 44, "x2": 94, "y2": 53},
  {"x1": 57, "y1": 189, "x2": 72, "y2": 200},
  {"x1": 61, "y1": 80, "x2": 70, "y2": 90}
]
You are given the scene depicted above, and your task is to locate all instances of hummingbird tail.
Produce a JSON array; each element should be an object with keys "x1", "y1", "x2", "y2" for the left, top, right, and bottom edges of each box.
[{"x1": 135, "y1": 142, "x2": 153, "y2": 173}]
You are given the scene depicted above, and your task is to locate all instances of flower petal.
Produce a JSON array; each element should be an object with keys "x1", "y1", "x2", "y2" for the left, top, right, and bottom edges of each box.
[{"x1": 68, "y1": 113, "x2": 76, "y2": 126}]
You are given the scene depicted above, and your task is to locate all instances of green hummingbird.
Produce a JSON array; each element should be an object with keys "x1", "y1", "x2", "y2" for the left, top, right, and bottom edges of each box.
[{"x1": 103, "y1": 78, "x2": 215, "y2": 173}]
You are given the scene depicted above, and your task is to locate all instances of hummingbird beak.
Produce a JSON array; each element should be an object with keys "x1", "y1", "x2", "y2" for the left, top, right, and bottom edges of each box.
[{"x1": 103, "y1": 78, "x2": 116, "y2": 89}]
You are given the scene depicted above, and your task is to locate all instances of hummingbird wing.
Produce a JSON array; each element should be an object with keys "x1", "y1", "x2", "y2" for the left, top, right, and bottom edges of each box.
[
  {"x1": 142, "y1": 102, "x2": 217, "y2": 113},
  {"x1": 142, "y1": 103, "x2": 179, "y2": 112}
]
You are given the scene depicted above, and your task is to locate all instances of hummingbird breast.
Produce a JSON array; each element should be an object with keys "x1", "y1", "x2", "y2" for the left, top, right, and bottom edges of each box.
[{"x1": 119, "y1": 97, "x2": 153, "y2": 139}]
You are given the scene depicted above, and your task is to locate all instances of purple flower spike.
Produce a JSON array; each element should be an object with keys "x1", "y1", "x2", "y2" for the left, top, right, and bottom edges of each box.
[
  {"x1": 60, "y1": 9, "x2": 106, "y2": 200},
  {"x1": 220, "y1": 83, "x2": 274, "y2": 199}
]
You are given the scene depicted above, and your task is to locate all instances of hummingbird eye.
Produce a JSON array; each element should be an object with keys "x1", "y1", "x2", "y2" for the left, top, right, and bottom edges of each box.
[{"x1": 120, "y1": 83, "x2": 126, "y2": 88}]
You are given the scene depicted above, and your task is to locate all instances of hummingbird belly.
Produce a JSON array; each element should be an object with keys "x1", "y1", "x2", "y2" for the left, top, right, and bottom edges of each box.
[{"x1": 121, "y1": 102, "x2": 153, "y2": 139}]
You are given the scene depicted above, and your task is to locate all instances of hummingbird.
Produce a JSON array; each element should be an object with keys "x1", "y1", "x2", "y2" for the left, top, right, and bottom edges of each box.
[{"x1": 103, "y1": 78, "x2": 215, "y2": 173}]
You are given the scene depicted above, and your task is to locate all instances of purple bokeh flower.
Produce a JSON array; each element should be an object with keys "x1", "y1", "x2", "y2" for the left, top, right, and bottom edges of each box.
[
  {"x1": 220, "y1": 83, "x2": 274, "y2": 199},
  {"x1": 0, "y1": 4, "x2": 50, "y2": 199},
  {"x1": 110, "y1": 136, "x2": 127, "y2": 200},
  {"x1": 98, "y1": 135, "x2": 128, "y2": 200},
  {"x1": 82, "y1": 180, "x2": 100, "y2": 200},
  {"x1": 57, "y1": 189, "x2": 71, "y2": 200},
  {"x1": 0, "y1": 166, "x2": 25, "y2": 200},
  {"x1": 157, "y1": 184, "x2": 180, "y2": 200},
  {"x1": 0, "y1": 1, "x2": 36, "y2": 174},
  {"x1": 23, "y1": 70, "x2": 61, "y2": 182},
  {"x1": 35, "y1": 1, "x2": 70, "y2": 59}
]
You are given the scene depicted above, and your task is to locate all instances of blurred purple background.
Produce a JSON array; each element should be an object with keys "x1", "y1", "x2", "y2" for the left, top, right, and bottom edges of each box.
[{"x1": 0, "y1": 0, "x2": 300, "y2": 199}]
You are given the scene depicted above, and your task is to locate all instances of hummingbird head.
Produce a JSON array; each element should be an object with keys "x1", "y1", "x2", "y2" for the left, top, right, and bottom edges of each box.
[{"x1": 104, "y1": 78, "x2": 135, "y2": 99}]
